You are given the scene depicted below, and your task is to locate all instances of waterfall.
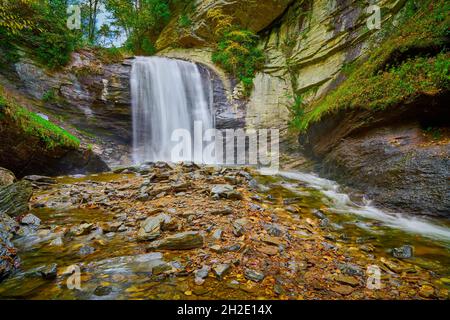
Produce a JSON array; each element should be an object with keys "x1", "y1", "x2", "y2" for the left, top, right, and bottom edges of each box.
[{"x1": 130, "y1": 56, "x2": 214, "y2": 164}]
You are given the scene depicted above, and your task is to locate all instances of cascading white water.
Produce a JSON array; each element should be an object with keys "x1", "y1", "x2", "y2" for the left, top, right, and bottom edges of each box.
[
  {"x1": 275, "y1": 171, "x2": 450, "y2": 242},
  {"x1": 131, "y1": 56, "x2": 214, "y2": 164}
]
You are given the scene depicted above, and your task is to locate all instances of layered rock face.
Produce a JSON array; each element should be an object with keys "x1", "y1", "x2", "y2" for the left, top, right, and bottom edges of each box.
[
  {"x1": 156, "y1": 0, "x2": 294, "y2": 50},
  {"x1": 0, "y1": 176, "x2": 32, "y2": 281},
  {"x1": 2, "y1": 50, "x2": 132, "y2": 146},
  {"x1": 154, "y1": 0, "x2": 449, "y2": 215},
  {"x1": 300, "y1": 93, "x2": 450, "y2": 216}
]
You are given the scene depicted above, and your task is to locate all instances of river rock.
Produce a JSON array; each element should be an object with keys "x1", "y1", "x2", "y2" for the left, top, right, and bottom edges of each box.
[
  {"x1": 211, "y1": 229, "x2": 223, "y2": 240},
  {"x1": 0, "y1": 180, "x2": 32, "y2": 217},
  {"x1": 391, "y1": 245, "x2": 414, "y2": 259},
  {"x1": 232, "y1": 218, "x2": 248, "y2": 236},
  {"x1": 23, "y1": 175, "x2": 57, "y2": 185},
  {"x1": 210, "y1": 185, "x2": 242, "y2": 200},
  {"x1": 79, "y1": 245, "x2": 96, "y2": 256},
  {"x1": 213, "y1": 263, "x2": 231, "y2": 279},
  {"x1": 149, "y1": 231, "x2": 204, "y2": 250},
  {"x1": 244, "y1": 268, "x2": 265, "y2": 282},
  {"x1": 94, "y1": 286, "x2": 112, "y2": 297},
  {"x1": 70, "y1": 223, "x2": 93, "y2": 236},
  {"x1": 49, "y1": 237, "x2": 63, "y2": 246},
  {"x1": 20, "y1": 213, "x2": 41, "y2": 226},
  {"x1": 194, "y1": 265, "x2": 210, "y2": 285},
  {"x1": 0, "y1": 168, "x2": 15, "y2": 187},
  {"x1": 210, "y1": 206, "x2": 233, "y2": 215},
  {"x1": 137, "y1": 215, "x2": 164, "y2": 241},
  {"x1": 39, "y1": 263, "x2": 58, "y2": 280}
]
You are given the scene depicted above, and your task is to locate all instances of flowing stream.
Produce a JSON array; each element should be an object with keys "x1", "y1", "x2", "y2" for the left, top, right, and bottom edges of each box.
[
  {"x1": 131, "y1": 56, "x2": 214, "y2": 164},
  {"x1": 0, "y1": 57, "x2": 448, "y2": 300}
]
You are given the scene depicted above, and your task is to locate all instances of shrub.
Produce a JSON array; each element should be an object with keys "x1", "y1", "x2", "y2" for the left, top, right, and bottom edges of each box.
[{"x1": 212, "y1": 29, "x2": 265, "y2": 95}]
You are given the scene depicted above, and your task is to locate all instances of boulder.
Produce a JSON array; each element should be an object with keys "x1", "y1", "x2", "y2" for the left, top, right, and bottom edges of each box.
[
  {"x1": 0, "y1": 168, "x2": 15, "y2": 187},
  {"x1": 0, "y1": 180, "x2": 32, "y2": 217}
]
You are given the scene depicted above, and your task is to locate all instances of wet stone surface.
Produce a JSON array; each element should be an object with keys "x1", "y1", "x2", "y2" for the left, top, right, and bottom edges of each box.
[{"x1": 0, "y1": 163, "x2": 449, "y2": 300}]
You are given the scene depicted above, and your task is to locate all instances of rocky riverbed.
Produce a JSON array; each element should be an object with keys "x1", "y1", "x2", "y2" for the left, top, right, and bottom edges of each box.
[{"x1": 0, "y1": 162, "x2": 449, "y2": 300}]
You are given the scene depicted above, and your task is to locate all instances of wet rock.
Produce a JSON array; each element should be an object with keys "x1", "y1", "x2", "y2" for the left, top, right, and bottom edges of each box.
[
  {"x1": 331, "y1": 284, "x2": 355, "y2": 296},
  {"x1": 20, "y1": 213, "x2": 41, "y2": 226},
  {"x1": 210, "y1": 244, "x2": 223, "y2": 253},
  {"x1": 210, "y1": 185, "x2": 242, "y2": 200},
  {"x1": 0, "y1": 180, "x2": 32, "y2": 217},
  {"x1": 210, "y1": 206, "x2": 233, "y2": 215},
  {"x1": 312, "y1": 209, "x2": 327, "y2": 220},
  {"x1": 152, "y1": 262, "x2": 173, "y2": 275},
  {"x1": 0, "y1": 236, "x2": 19, "y2": 281},
  {"x1": 0, "y1": 168, "x2": 15, "y2": 187},
  {"x1": 23, "y1": 175, "x2": 57, "y2": 186},
  {"x1": 79, "y1": 245, "x2": 96, "y2": 256},
  {"x1": 244, "y1": 268, "x2": 265, "y2": 282},
  {"x1": 232, "y1": 218, "x2": 248, "y2": 237},
  {"x1": 194, "y1": 266, "x2": 210, "y2": 285},
  {"x1": 49, "y1": 237, "x2": 63, "y2": 246},
  {"x1": 70, "y1": 223, "x2": 93, "y2": 236},
  {"x1": 257, "y1": 245, "x2": 278, "y2": 256},
  {"x1": 102, "y1": 222, "x2": 123, "y2": 233},
  {"x1": 337, "y1": 263, "x2": 364, "y2": 277},
  {"x1": 261, "y1": 235, "x2": 285, "y2": 247},
  {"x1": 263, "y1": 223, "x2": 284, "y2": 237},
  {"x1": 213, "y1": 263, "x2": 231, "y2": 279},
  {"x1": 211, "y1": 229, "x2": 223, "y2": 241},
  {"x1": 334, "y1": 274, "x2": 359, "y2": 287},
  {"x1": 39, "y1": 263, "x2": 58, "y2": 280},
  {"x1": 137, "y1": 215, "x2": 164, "y2": 241},
  {"x1": 94, "y1": 286, "x2": 112, "y2": 297},
  {"x1": 391, "y1": 245, "x2": 414, "y2": 259},
  {"x1": 89, "y1": 252, "x2": 164, "y2": 275},
  {"x1": 285, "y1": 206, "x2": 298, "y2": 213},
  {"x1": 419, "y1": 285, "x2": 435, "y2": 298},
  {"x1": 171, "y1": 181, "x2": 191, "y2": 192},
  {"x1": 149, "y1": 231, "x2": 204, "y2": 250},
  {"x1": 320, "y1": 218, "x2": 330, "y2": 228},
  {"x1": 250, "y1": 194, "x2": 262, "y2": 202},
  {"x1": 224, "y1": 244, "x2": 241, "y2": 252}
]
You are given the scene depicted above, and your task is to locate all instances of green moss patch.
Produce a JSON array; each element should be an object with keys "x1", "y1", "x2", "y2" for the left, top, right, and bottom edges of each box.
[
  {"x1": 0, "y1": 89, "x2": 80, "y2": 150},
  {"x1": 292, "y1": 0, "x2": 450, "y2": 132}
]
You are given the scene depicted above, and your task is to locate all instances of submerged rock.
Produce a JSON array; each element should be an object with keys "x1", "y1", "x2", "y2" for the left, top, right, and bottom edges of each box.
[
  {"x1": 39, "y1": 263, "x2": 58, "y2": 280},
  {"x1": 94, "y1": 286, "x2": 112, "y2": 297},
  {"x1": 391, "y1": 245, "x2": 414, "y2": 259}
]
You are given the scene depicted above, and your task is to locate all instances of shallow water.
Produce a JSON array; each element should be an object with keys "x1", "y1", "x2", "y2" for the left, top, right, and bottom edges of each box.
[{"x1": 0, "y1": 170, "x2": 449, "y2": 299}]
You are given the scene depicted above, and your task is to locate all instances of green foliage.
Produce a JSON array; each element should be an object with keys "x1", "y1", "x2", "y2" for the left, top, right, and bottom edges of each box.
[
  {"x1": 42, "y1": 89, "x2": 57, "y2": 103},
  {"x1": 0, "y1": 88, "x2": 80, "y2": 150},
  {"x1": 0, "y1": 0, "x2": 81, "y2": 69},
  {"x1": 212, "y1": 29, "x2": 265, "y2": 95},
  {"x1": 292, "y1": 0, "x2": 450, "y2": 132},
  {"x1": 95, "y1": 46, "x2": 129, "y2": 64},
  {"x1": 106, "y1": 0, "x2": 176, "y2": 54},
  {"x1": 288, "y1": 95, "x2": 306, "y2": 129},
  {"x1": 141, "y1": 38, "x2": 157, "y2": 56},
  {"x1": 179, "y1": 14, "x2": 192, "y2": 28}
]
